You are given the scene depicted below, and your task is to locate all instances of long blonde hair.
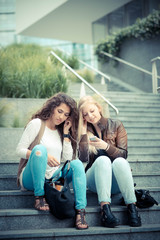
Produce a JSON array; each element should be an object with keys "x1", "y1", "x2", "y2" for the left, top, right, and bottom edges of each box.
[{"x1": 78, "y1": 95, "x2": 103, "y2": 154}]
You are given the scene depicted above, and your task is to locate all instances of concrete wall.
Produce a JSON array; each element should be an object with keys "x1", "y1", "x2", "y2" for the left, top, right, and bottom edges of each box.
[
  {"x1": 100, "y1": 35, "x2": 160, "y2": 93},
  {"x1": 0, "y1": 98, "x2": 46, "y2": 127}
]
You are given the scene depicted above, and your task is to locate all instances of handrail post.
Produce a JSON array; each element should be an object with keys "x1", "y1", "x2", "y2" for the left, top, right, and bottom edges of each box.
[
  {"x1": 80, "y1": 82, "x2": 86, "y2": 98},
  {"x1": 151, "y1": 60, "x2": 158, "y2": 94},
  {"x1": 101, "y1": 76, "x2": 105, "y2": 85},
  {"x1": 151, "y1": 57, "x2": 160, "y2": 94}
]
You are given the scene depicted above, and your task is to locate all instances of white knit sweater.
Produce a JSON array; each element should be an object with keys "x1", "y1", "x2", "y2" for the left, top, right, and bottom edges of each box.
[{"x1": 16, "y1": 118, "x2": 73, "y2": 180}]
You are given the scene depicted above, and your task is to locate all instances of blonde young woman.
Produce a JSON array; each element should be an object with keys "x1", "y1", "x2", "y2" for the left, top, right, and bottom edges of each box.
[
  {"x1": 78, "y1": 96, "x2": 141, "y2": 228},
  {"x1": 16, "y1": 93, "x2": 88, "y2": 230}
]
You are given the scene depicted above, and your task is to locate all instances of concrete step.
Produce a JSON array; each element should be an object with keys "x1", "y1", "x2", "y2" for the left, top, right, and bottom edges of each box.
[
  {"x1": 0, "y1": 206, "x2": 160, "y2": 231},
  {"x1": 128, "y1": 155, "x2": 160, "y2": 161},
  {"x1": 112, "y1": 113, "x2": 160, "y2": 119},
  {"x1": 1, "y1": 158, "x2": 160, "y2": 175},
  {"x1": 133, "y1": 172, "x2": 160, "y2": 188},
  {"x1": 127, "y1": 134, "x2": 160, "y2": 140},
  {"x1": 129, "y1": 159, "x2": 160, "y2": 172},
  {"x1": 110, "y1": 106, "x2": 160, "y2": 112},
  {"x1": 0, "y1": 187, "x2": 159, "y2": 210},
  {"x1": 0, "y1": 172, "x2": 160, "y2": 190},
  {"x1": 0, "y1": 159, "x2": 160, "y2": 175},
  {"x1": 109, "y1": 99, "x2": 160, "y2": 105},
  {"x1": 128, "y1": 140, "x2": 160, "y2": 147},
  {"x1": 0, "y1": 224, "x2": 160, "y2": 240},
  {"x1": 122, "y1": 122, "x2": 160, "y2": 128},
  {"x1": 1, "y1": 127, "x2": 159, "y2": 161},
  {"x1": 68, "y1": 84, "x2": 159, "y2": 98},
  {"x1": 119, "y1": 117, "x2": 160, "y2": 122},
  {"x1": 124, "y1": 128, "x2": 160, "y2": 134},
  {"x1": 128, "y1": 147, "x2": 160, "y2": 154}
]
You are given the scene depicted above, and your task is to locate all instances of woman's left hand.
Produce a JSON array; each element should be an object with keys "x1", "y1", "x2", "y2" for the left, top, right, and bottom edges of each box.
[
  {"x1": 89, "y1": 137, "x2": 108, "y2": 150},
  {"x1": 63, "y1": 118, "x2": 72, "y2": 134}
]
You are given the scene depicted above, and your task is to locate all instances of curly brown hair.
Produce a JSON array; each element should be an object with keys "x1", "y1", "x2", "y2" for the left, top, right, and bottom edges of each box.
[{"x1": 31, "y1": 92, "x2": 78, "y2": 157}]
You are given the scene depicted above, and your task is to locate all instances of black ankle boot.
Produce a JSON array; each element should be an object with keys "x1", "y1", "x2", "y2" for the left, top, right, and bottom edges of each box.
[
  {"x1": 127, "y1": 204, "x2": 141, "y2": 227},
  {"x1": 101, "y1": 204, "x2": 120, "y2": 228}
]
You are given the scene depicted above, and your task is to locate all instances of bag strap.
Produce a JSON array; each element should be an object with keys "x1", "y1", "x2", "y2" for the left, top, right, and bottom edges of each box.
[
  {"x1": 61, "y1": 160, "x2": 71, "y2": 179},
  {"x1": 29, "y1": 120, "x2": 46, "y2": 150}
]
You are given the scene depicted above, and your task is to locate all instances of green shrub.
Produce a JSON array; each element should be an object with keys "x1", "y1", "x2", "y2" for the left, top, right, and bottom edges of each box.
[
  {"x1": 49, "y1": 50, "x2": 79, "y2": 70},
  {"x1": 0, "y1": 100, "x2": 12, "y2": 127},
  {"x1": 12, "y1": 112, "x2": 21, "y2": 128},
  {"x1": 0, "y1": 44, "x2": 68, "y2": 98},
  {"x1": 68, "y1": 68, "x2": 95, "y2": 83},
  {"x1": 95, "y1": 10, "x2": 160, "y2": 63},
  {"x1": 67, "y1": 55, "x2": 79, "y2": 69}
]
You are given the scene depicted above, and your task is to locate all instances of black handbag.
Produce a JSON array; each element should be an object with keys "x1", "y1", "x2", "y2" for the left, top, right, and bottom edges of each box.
[
  {"x1": 120, "y1": 188, "x2": 158, "y2": 208},
  {"x1": 135, "y1": 189, "x2": 158, "y2": 208},
  {"x1": 44, "y1": 160, "x2": 75, "y2": 219}
]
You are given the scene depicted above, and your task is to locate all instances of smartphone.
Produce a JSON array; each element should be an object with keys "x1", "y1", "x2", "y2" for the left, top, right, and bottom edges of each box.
[{"x1": 90, "y1": 136, "x2": 97, "y2": 141}]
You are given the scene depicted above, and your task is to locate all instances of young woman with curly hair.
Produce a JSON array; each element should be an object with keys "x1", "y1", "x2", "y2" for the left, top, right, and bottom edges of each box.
[{"x1": 16, "y1": 92, "x2": 88, "y2": 230}]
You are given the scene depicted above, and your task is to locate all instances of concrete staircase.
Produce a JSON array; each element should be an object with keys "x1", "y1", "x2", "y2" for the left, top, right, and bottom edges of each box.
[{"x1": 0, "y1": 84, "x2": 160, "y2": 239}]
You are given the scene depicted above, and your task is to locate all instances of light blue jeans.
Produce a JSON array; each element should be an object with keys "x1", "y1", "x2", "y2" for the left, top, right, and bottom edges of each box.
[
  {"x1": 86, "y1": 156, "x2": 136, "y2": 205},
  {"x1": 22, "y1": 144, "x2": 87, "y2": 210}
]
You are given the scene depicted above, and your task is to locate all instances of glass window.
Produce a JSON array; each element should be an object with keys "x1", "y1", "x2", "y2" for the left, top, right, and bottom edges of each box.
[
  {"x1": 126, "y1": 0, "x2": 143, "y2": 25},
  {"x1": 108, "y1": 6, "x2": 125, "y2": 35},
  {"x1": 0, "y1": 13, "x2": 16, "y2": 30},
  {"x1": 0, "y1": 31, "x2": 15, "y2": 46},
  {"x1": 92, "y1": 16, "x2": 108, "y2": 44},
  {"x1": 0, "y1": 0, "x2": 16, "y2": 13}
]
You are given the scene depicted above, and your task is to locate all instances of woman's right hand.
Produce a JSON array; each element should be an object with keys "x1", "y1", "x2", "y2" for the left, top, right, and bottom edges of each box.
[{"x1": 47, "y1": 154, "x2": 60, "y2": 167}]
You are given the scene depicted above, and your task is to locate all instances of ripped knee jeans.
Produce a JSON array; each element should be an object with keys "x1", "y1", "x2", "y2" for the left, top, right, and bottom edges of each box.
[{"x1": 22, "y1": 144, "x2": 48, "y2": 196}]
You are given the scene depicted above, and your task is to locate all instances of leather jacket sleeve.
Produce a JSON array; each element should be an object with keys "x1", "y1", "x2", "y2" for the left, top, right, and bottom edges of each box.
[{"x1": 105, "y1": 121, "x2": 128, "y2": 160}]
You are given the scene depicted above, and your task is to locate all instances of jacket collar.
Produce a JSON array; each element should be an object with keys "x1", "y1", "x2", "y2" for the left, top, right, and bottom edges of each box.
[{"x1": 87, "y1": 116, "x2": 108, "y2": 133}]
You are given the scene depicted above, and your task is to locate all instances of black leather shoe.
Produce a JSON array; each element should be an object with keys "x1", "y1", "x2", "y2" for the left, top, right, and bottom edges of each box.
[
  {"x1": 101, "y1": 204, "x2": 120, "y2": 228},
  {"x1": 127, "y1": 204, "x2": 142, "y2": 227}
]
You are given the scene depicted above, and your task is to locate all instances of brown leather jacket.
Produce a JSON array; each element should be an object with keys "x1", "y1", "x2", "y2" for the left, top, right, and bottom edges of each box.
[{"x1": 78, "y1": 117, "x2": 128, "y2": 171}]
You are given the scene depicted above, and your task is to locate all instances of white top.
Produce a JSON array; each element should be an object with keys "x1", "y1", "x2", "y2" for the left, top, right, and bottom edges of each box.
[{"x1": 16, "y1": 118, "x2": 73, "y2": 182}]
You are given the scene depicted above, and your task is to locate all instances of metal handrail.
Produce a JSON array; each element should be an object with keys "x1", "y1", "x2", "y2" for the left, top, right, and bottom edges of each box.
[
  {"x1": 58, "y1": 48, "x2": 111, "y2": 82},
  {"x1": 101, "y1": 51, "x2": 152, "y2": 76},
  {"x1": 77, "y1": 58, "x2": 111, "y2": 82},
  {"x1": 49, "y1": 50, "x2": 119, "y2": 114},
  {"x1": 151, "y1": 56, "x2": 160, "y2": 62},
  {"x1": 101, "y1": 51, "x2": 160, "y2": 94}
]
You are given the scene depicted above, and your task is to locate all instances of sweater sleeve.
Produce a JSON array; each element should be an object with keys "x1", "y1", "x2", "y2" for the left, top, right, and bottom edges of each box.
[
  {"x1": 16, "y1": 119, "x2": 41, "y2": 159},
  {"x1": 62, "y1": 140, "x2": 73, "y2": 161}
]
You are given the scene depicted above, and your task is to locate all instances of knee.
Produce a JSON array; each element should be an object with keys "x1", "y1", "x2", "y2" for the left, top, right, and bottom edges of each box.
[
  {"x1": 94, "y1": 156, "x2": 111, "y2": 169},
  {"x1": 32, "y1": 145, "x2": 47, "y2": 159},
  {"x1": 112, "y1": 157, "x2": 128, "y2": 170},
  {"x1": 70, "y1": 159, "x2": 84, "y2": 170}
]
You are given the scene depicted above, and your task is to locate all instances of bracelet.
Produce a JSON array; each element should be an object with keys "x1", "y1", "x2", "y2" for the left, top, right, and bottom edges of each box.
[
  {"x1": 105, "y1": 144, "x2": 110, "y2": 151},
  {"x1": 63, "y1": 133, "x2": 70, "y2": 139}
]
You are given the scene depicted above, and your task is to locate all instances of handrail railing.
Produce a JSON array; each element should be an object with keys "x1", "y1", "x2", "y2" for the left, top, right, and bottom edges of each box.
[
  {"x1": 101, "y1": 51, "x2": 152, "y2": 76},
  {"x1": 49, "y1": 50, "x2": 119, "y2": 114},
  {"x1": 57, "y1": 48, "x2": 111, "y2": 82},
  {"x1": 101, "y1": 51, "x2": 160, "y2": 94}
]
